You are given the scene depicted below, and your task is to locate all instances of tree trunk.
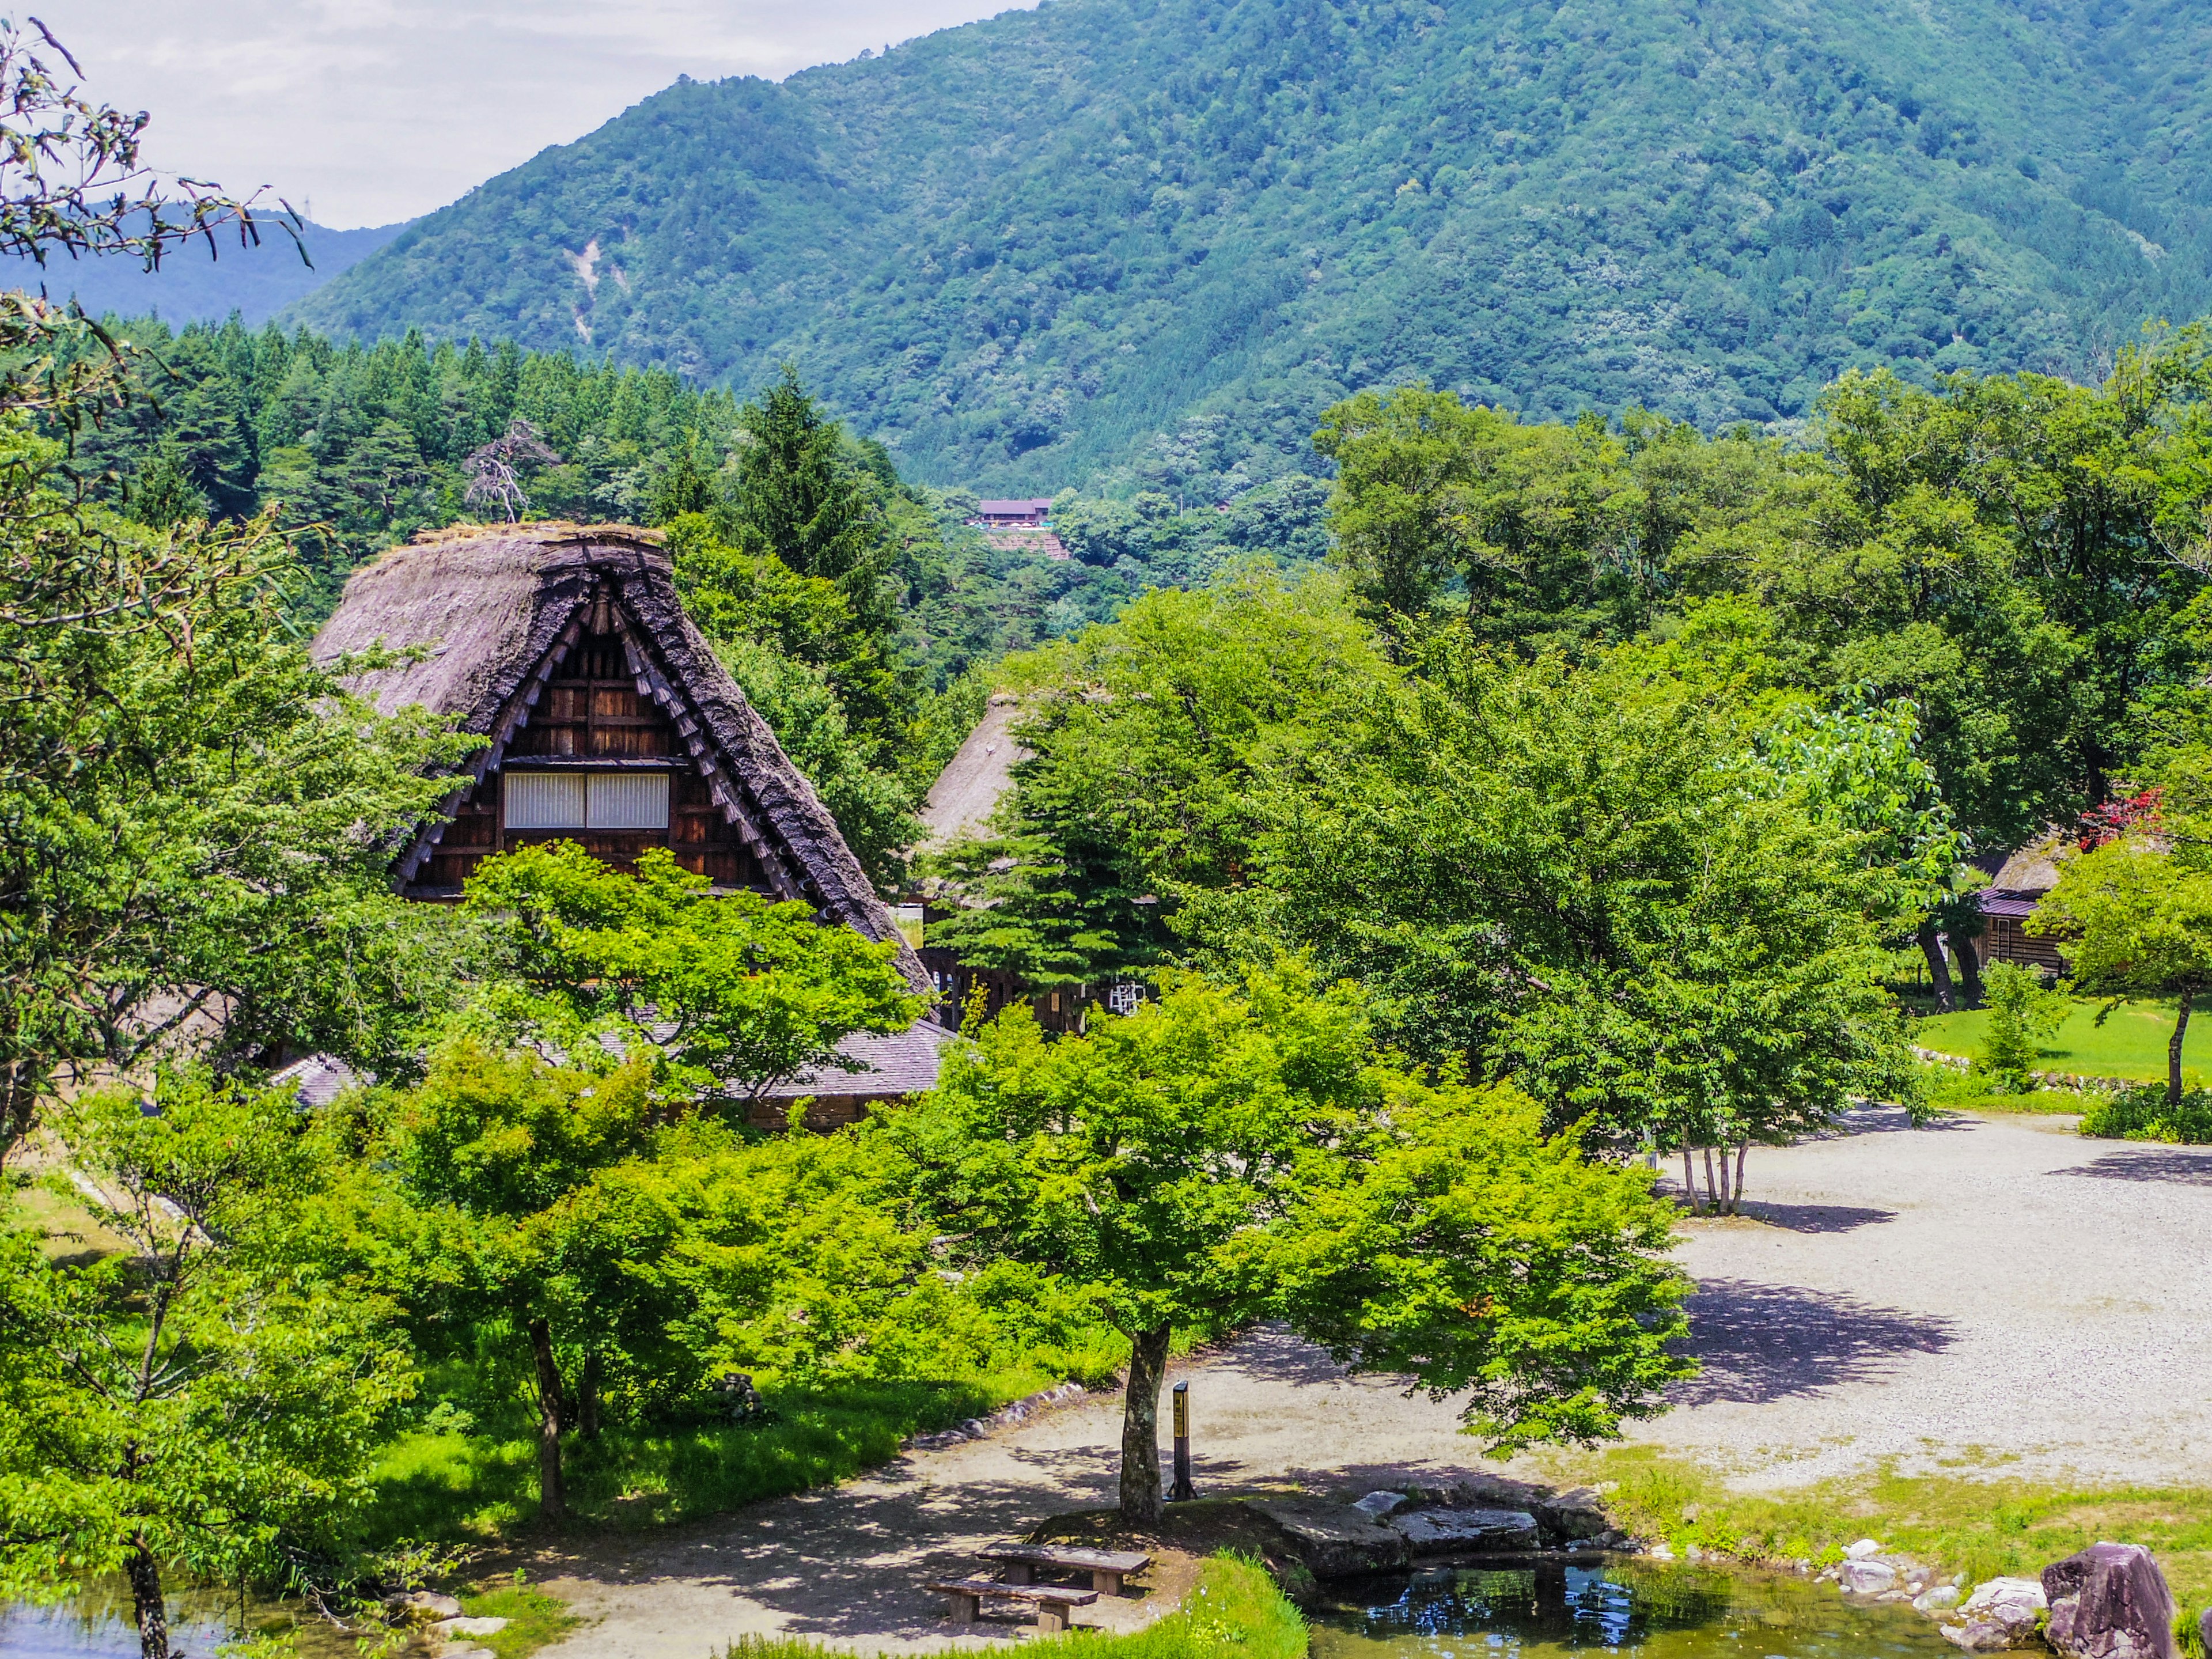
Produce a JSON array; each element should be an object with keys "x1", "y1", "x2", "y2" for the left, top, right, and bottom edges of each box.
[
  {"x1": 2171, "y1": 990, "x2": 2195, "y2": 1109},
  {"x1": 1701, "y1": 1146, "x2": 1719, "y2": 1212},
  {"x1": 1679, "y1": 1148, "x2": 1700, "y2": 1214},
  {"x1": 1917, "y1": 919, "x2": 1956, "y2": 1013},
  {"x1": 1953, "y1": 930, "x2": 1984, "y2": 1008},
  {"x1": 126, "y1": 1536, "x2": 168, "y2": 1659},
  {"x1": 1717, "y1": 1143, "x2": 1733, "y2": 1214},
  {"x1": 1118, "y1": 1323, "x2": 1173, "y2": 1524},
  {"x1": 578, "y1": 1350, "x2": 602, "y2": 1441},
  {"x1": 529, "y1": 1317, "x2": 566, "y2": 1522},
  {"x1": 1734, "y1": 1141, "x2": 1749, "y2": 1212}
]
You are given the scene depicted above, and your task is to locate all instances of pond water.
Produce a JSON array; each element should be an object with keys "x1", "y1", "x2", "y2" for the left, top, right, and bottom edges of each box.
[
  {"x1": 0, "y1": 1584, "x2": 364, "y2": 1658},
  {"x1": 1309, "y1": 1559, "x2": 1958, "y2": 1659}
]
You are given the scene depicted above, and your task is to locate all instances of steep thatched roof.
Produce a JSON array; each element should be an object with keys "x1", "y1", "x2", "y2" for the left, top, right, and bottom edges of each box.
[
  {"x1": 919, "y1": 694, "x2": 1026, "y2": 849},
  {"x1": 312, "y1": 522, "x2": 927, "y2": 991},
  {"x1": 1989, "y1": 832, "x2": 2069, "y2": 896}
]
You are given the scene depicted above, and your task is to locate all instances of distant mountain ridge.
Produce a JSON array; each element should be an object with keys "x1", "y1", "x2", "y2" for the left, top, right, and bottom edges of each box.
[
  {"x1": 23, "y1": 219, "x2": 410, "y2": 327},
  {"x1": 288, "y1": 0, "x2": 2212, "y2": 489}
]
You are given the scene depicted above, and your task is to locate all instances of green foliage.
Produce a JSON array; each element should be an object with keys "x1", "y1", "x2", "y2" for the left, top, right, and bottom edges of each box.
[
  {"x1": 1256, "y1": 1081, "x2": 1692, "y2": 1454},
  {"x1": 1975, "y1": 963, "x2": 2074, "y2": 1093},
  {"x1": 453, "y1": 1582, "x2": 578, "y2": 1659},
  {"x1": 892, "y1": 967, "x2": 1691, "y2": 1509},
  {"x1": 2033, "y1": 837, "x2": 2212, "y2": 1104},
  {"x1": 289, "y1": 0, "x2": 2212, "y2": 486},
  {"x1": 366, "y1": 1372, "x2": 1084, "y2": 1541},
  {"x1": 926, "y1": 564, "x2": 1395, "y2": 983},
  {"x1": 0, "y1": 419, "x2": 475, "y2": 1152},
  {"x1": 2080, "y1": 1086, "x2": 2212, "y2": 1145},
  {"x1": 460, "y1": 842, "x2": 923, "y2": 1098},
  {"x1": 0, "y1": 1072, "x2": 414, "y2": 1644}
]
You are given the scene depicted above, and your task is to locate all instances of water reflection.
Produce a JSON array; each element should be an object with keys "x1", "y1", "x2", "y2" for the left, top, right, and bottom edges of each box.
[
  {"x1": 0, "y1": 1601, "x2": 234, "y2": 1659},
  {"x1": 1311, "y1": 1560, "x2": 1956, "y2": 1658}
]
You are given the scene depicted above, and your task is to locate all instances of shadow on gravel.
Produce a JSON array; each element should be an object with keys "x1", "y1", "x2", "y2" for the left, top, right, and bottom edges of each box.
[
  {"x1": 1733, "y1": 1200, "x2": 1897, "y2": 1233},
  {"x1": 2050, "y1": 1146, "x2": 2212, "y2": 1185},
  {"x1": 1670, "y1": 1280, "x2": 1957, "y2": 1406}
]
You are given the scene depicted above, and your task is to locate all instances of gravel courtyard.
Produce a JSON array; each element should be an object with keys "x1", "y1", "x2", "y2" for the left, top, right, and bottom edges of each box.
[
  {"x1": 1652, "y1": 1104, "x2": 2212, "y2": 1488},
  {"x1": 529, "y1": 1107, "x2": 2212, "y2": 1655}
]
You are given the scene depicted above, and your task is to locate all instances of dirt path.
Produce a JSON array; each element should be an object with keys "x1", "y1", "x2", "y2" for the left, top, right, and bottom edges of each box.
[{"x1": 529, "y1": 1107, "x2": 2212, "y2": 1657}]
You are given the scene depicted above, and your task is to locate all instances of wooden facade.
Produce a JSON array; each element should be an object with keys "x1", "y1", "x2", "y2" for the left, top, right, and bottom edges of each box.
[
  {"x1": 414, "y1": 619, "x2": 767, "y2": 895},
  {"x1": 310, "y1": 524, "x2": 929, "y2": 994}
]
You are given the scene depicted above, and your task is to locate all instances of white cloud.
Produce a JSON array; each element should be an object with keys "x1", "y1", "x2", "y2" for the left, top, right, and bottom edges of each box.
[{"x1": 38, "y1": 0, "x2": 1034, "y2": 227}]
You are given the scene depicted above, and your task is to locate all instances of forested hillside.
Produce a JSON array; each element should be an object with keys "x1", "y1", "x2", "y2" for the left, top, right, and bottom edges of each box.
[{"x1": 291, "y1": 0, "x2": 2212, "y2": 490}]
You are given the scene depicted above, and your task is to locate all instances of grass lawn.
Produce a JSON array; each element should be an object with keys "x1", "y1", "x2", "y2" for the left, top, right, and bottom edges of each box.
[
  {"x1": 454, "y1": 1581, "x2": 581, "y2": 1658},
  {"x1": 1915, "y1": 996, "x2": 2206, "y2": 1085},
  {"x1": 366, "y1": 1369, "x2": 1076, "y2": 1541},
  {"x1": 1548, "y1": 1447, "x2": 2212, "y2": 1626}
]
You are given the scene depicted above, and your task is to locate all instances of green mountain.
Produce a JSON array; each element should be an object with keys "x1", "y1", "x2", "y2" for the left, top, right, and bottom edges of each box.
[{"x1": 290, "y1": 0, "x2": 2212, "y2": 491}]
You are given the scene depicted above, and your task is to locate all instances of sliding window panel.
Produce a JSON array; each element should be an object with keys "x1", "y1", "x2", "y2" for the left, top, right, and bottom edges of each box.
[
  {"x1": 505, "y1": 771, "x2": 587, "y2": 830},
  {"x1": 588, "y1": 771, "x2": 671, "y2": 830}
]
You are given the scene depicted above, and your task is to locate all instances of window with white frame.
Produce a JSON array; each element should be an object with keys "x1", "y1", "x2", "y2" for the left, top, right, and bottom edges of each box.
[{"x1": 505, "y1": 771, "x2": 670, "y2": 831}]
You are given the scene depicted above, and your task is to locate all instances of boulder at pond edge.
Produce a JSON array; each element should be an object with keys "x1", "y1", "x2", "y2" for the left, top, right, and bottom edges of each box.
[{"x1": 2041, "y1": 1543, "x2": 2176, "y2": 1659}]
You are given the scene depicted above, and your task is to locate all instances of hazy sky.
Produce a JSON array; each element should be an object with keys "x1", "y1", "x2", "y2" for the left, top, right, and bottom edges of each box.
[{"x1": 34, "y1": 2, "x2": 1033, "y2": 229}]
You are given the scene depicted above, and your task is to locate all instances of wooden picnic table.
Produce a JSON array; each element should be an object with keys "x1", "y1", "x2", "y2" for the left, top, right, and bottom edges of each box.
[
  {"x1": 980, "y1": 1543, "x2": 1153, "y2": 1596},
  {"x1": 926, "y1": 1577, "x2": 1099, "y2": 1633}
]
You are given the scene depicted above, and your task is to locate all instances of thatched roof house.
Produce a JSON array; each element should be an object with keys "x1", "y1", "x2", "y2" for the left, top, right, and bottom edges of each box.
[
  {"x1": 312, "y1": 522, "x2": 928, "y2": 994},
  {"x1": 1978, "y1": 831, "x2": 2070, "y2": 972},
  {"x1": 918, "y1": 694, "x2": 1025, "y2": 849}
]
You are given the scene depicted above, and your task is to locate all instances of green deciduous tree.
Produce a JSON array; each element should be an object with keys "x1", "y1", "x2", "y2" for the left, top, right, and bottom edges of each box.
[
  {"x1": 2031, "y1": 837, "x2": 2212, "y2": 1106},
  {"x1": 888, "y1": 968, "x2": 1691, "y2": 1520},
  {"x1": 0, "y1": 442, "x2": 472, "y2": 1155},
  {"x1": 460, "y1": 843, "x2": 924, "y2": 1104},
  {"x1": 0, "y1": 1072, "x2": 412, "y2": 1659}
]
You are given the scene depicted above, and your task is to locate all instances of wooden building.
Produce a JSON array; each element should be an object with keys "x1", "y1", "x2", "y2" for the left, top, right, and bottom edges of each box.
[
  {"x1": 1977, "y1": 835, "x2": 2069, "y2": 972},
  {"x1": 312, "y1": 522, "x2": 927, "y2": 993}
]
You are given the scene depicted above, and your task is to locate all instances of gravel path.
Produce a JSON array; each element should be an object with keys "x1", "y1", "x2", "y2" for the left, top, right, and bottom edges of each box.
[
  {"x1": 529, "y1": 1107, "x2": 2212, "y2": 1655},
  {"x1": 1649, "y1": 1104, "x2": 2212, "y2": 1488}
]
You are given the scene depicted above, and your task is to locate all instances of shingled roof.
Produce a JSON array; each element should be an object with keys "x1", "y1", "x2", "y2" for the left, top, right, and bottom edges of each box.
[{"x1": 311, "y1": 522, "x2": 927, "y2": 992}]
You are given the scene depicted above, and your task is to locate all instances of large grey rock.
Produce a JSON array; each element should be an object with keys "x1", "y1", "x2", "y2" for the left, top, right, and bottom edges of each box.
[
  {"x1": 2042, "y1": 1543, "x2": 2176, "y2": 1659},
  {"x1": 1534, "y1": 1487, "x2": 1610, "y2": 1542},
  {"x1": 1943, "y1": 1578, "x2": 2048, "y2": 1651},
  {"x1": 1846, "y1": 1539, "x2": 1885, "y2": 1560},
  {"x1": 1915, "y1": 1585, "x2": 1963, "y2": 1612},
  {"x1": 1351, "y1": 1490, "x2": 1407, "y2": 1517},
  {"x1": 1386, "y1": 1508, "x2": 1540, "y2": 1555},
  {"x1": 1839, "y1": 1560, "x2": 1899, "y2": 1594},
  {"x1": 1250, "y1": 1498, "x2": 1411, "y2": 1575},
  {"x1": 433, "y1": 1617, "x2": 510, "y2": 1638}
]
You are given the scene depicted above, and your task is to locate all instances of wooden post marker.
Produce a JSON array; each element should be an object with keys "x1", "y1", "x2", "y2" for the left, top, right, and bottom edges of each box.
[{"x1": 1169, "y1": 1380, "x2": 1196, "y2": 1502}]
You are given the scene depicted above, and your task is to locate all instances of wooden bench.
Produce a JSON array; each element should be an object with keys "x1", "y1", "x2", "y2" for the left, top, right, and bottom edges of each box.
[
  {"x1": 926, "y1": 1578, "x2": 1099, "y2": 1633},
  {"x1": 980, "y1": 1543, "x2": 1153, "y2": 1596}
]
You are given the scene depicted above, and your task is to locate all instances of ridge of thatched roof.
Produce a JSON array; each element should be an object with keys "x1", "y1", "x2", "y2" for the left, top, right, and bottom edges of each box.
[
  {"x1": 1989, "y1": 831, "x2": 2068, "y2": 895},
  {"x1": 311, "y1": 523, "x2": 927, "y2": 993},
  {"x1": 919, "y1": 694, "x2": 1026, "y2": 849}
]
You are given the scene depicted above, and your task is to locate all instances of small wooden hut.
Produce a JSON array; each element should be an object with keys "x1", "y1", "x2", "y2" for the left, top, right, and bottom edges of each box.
[
  {"x1": 1978, "y1": 834, "x2": 2069, "y2": 972},
  {"x1": 312, "y1": 522, "x2": 930, "y2": 1002}
]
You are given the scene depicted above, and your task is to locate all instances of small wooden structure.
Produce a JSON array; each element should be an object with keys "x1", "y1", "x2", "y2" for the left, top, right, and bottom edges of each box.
[
  {"x1": 974, "y1": 498, "x2": 1055, "y2": 527},
  {"x1": 1978, "y1": 835, "x2": 2069, "y2": 972},
  {"x1": 926, "y1": 1578, "x2": 1097, "y2": 1633},
  {"x1": 980, "y1": 1543, "x2": 1151, "y2": 1596}
]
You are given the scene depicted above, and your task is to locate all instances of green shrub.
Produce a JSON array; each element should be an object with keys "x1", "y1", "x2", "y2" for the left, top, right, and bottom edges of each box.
[
  {"x1": 1976, "y1": 963, "x2": 2073, "y2": 1093},
  {"x1": 1913, "y1": 1062, "x2": 2090, "y2": 1115},
  {"x1": 2080, "y1": 1085, "x2": 2212, "y2": 1143}
]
